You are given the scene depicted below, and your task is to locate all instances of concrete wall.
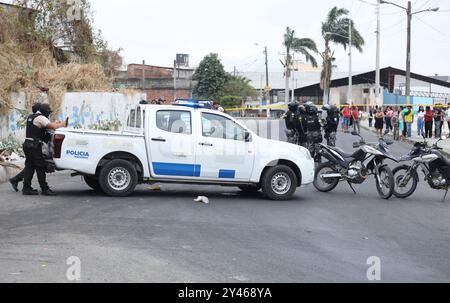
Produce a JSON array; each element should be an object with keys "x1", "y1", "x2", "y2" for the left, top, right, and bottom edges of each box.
[
  {"x1": 0, "y1": 92, "x2": 146, "y2": 141},
  {"x1": 330, "y1": 83, "x2": 383, "y2": 107}
]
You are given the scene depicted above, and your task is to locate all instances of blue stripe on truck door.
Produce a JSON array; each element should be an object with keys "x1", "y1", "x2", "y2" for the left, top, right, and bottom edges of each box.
[
  {"x1": 219, "y1": 170, "x2": 236, "y2": 179},
  {"x1": 152, "y1": 162, "x2": 201, "y2": 177}
]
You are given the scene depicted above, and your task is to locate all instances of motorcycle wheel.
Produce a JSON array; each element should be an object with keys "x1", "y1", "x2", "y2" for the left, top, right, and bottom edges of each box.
[
  {"x1": 392, "y1": 165, "x2": 419, "y2": 199},
  {"x1": 375, "y1": 166, "x2": 395, "y2": 200},
  {"x1": 313, "y1": 162, "x2": 340, "y2": 192}
]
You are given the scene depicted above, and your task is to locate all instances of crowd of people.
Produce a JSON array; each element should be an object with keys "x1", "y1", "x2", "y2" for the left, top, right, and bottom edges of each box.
[{"x1": 366, "y1": 104, "x2": 450, "y2": 140}]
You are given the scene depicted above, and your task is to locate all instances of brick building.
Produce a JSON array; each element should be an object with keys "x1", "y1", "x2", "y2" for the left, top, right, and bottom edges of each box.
[{"x1": 114, "y1": 64, "x2": 195, "y2": 103}]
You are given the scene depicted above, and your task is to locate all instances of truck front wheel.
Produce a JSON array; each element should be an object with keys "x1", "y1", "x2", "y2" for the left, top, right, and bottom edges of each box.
[
  {"x1": 261, "y1": 165, "x2": 297, "y2": 200},
  {"x1": 238, "y1": 185, "x2": 261, "y2": 193},
  {"x1": 99, "y1": 159, "x2": 138, "y2": 197}
]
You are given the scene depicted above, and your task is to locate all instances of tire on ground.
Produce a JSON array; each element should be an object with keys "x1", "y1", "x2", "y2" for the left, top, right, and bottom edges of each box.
[
  {"x1": 238, "y1": 185, "x2": 261, "y2": 192},
  {"x1": 376, "y1": 166, "x2": 395, "y2": 200},
  {"x1": 98, "y1": 159, "x2": 138, "y2": 197},
  {"x1": 261, "y1": 165, "x2": 297, "y2": 200},
  {"x1": 83, "y1": 175, "x2": 102, "y2": 191}
]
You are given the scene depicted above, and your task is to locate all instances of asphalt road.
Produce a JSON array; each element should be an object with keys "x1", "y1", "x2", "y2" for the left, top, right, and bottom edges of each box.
[{"x1": 1, "y1": 122, "x2": 450, "y2": 283}]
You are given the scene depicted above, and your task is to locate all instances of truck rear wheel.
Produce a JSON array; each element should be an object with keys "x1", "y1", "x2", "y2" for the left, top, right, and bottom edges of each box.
[
  {"x1": 261, "y1": 165, "x2": 297, "y2": 200},
  {"x1": 99, "y1": 159, "x2": 138, "y2": 197},
  {"x1": 83, "y1": 176, "x2": 101, "y2": 192}
]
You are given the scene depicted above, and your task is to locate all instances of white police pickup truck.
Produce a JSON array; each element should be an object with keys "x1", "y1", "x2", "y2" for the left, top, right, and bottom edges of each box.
[{"x1": 52, "y1": 101, "x2": 314, "y2": 200}]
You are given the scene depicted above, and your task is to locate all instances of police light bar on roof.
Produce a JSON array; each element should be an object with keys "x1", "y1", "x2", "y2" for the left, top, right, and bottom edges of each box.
[{"x1": 173, "y1": 99, "x2": 213, "y2": 109}]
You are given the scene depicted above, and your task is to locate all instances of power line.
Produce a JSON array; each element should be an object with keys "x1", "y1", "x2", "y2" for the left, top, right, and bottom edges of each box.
[{"x1": 415, "y1": 16, "x2": 450, "y2": 40}]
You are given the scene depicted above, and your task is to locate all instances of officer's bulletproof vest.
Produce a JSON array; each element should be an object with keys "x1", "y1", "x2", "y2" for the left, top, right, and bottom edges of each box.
[
  {"x1": 326, "y1": 111, "x2": 339, "y2": 127},
  {"x1": 284, "y1": 111, "x2": 295, "y2": 130},
  {"x1": 305, "y1": 114, "x2": 321, "y2": 132},
  {"x1": 26, "y1": 113, "x2": 47, "y2": 141}
]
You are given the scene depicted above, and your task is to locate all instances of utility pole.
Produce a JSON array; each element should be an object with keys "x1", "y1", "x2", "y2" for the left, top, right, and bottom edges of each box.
[
  {"x1": 380, "y1": 0, "x2": 439, "y2": 105},
  {"x1": 405, "y1": 0, "x2": 412, "y2": 105},
  {"x1": 264, "y1": 46, "x2": 269, "y2": 104},
  {"x1": 255, "y1": 43, "x2": 271, "y2": 105},
  {"x1": 291, "y1": 67, "x2": 295, "y2": 103},
  {"x1": 348, "y1": 21, "x2": 353, "y2": 105},
  {"x1": 264, "y1": 47, "x2": 269, "y2": 88},
  {"x1": 260, "y1": 74, "x2": 263, "y2": 106},
  {"x1": 375, "y1": 0, "x2": 381, "y2": 108},
  {"x1": 291, "y1": 54, "x2": 295, "y2": 103},
  {"x1": 173, "y1": 59, "x2": 177, "y2": 101},
  {"x1": 141, "y1": 60, "x2": 145, "y2": 90},
  {"x1": 233, "y1": 66, "x2": 237, "y2": 77}
]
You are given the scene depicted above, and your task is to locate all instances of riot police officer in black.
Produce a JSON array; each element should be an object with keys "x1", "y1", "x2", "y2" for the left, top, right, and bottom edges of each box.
[
  {"x1": 322, "y1": 104, "x2": 340, "y2": 147},
  {"x1": 22, "y1": 103, "x2": 67, "y2": 196},
  {"x1": 304, "y1": 102, "x2": 323, "y2": 162},
  {"x1": 284, "y1": 102, "x2": 307, "y2": 146},
  {"x1": 284, "y1": 102, "x2": 300, "y2": 144},
  {"x1": 297, "y1": 104, "x2": 308, "y2": 147}
]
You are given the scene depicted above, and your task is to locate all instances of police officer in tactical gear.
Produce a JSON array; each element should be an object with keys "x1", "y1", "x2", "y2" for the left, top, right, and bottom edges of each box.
[
  {"x1": 284, "y1": 102, "x2": 308, "y2": 146},
  {"x1": 304, "y1": 102, "x2": 323, "y2": 162},
  {"x1": 22, "y1": 103, "x2": 67, "y2": 196},
  {"x1": 9, "y1": 103, "x2": 43, "y2": 192},
  {"x1": 297, "y1": 104, "x2": 308, "y2": 147},
  {"x1": 322, "y1": 104, "x2": 340, "y2": 147},
  {"x1": 284, "y1": 102, "x2": 300, "y2": 144}
]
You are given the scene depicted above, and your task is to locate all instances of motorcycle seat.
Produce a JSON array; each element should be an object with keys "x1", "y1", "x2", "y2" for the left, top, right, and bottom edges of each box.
[
  {"x1": 330, "y1": 147, "x2": 354, "y2": 159},
  {"x1": 442, "y1": 157, "x2": 450, "y2": 167}
]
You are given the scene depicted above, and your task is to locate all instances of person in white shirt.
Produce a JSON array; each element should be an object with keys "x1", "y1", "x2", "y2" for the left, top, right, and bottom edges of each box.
[
  {"x1": 416, "y1": 106, "x2": 425, "y2": 138},
  {"x1": 446, "y1": 106, "x2": 450, "y2": 135}
]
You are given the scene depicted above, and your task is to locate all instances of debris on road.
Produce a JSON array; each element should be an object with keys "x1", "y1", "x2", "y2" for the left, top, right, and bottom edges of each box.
[
  {"x1": 194, "y1": 196, "x2": 210, "y2": 204},
  {"x1": 148, "y1": 185, "x2": 162, "y2": 191}
]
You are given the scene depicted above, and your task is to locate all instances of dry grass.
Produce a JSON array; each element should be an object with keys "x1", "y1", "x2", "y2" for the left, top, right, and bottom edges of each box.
[{"x1": 0, "y1": 9, "x2": 111, "y2": 115}]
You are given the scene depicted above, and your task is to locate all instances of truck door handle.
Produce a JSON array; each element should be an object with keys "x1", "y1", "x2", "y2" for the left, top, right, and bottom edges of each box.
[
  {"x1": 199, "y1": 142, "x2": 213, "y2": 147},
  {"x1": 152, "y1": 137, "x2": 166, "y2": 142},
  {"x1": 174, "y1": 153, "x2": 188, "y2": 158}
]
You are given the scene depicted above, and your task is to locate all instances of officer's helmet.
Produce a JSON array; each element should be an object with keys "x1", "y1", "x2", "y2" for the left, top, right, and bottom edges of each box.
[
  {"x1": 305, "y1": 103, "x2": 318, "y2": 115},
  {"x1": 32, "y1": 103, "x2": 42, "y2": 114},
  {"x1": 322, "y1": 104, "x2": 331, "y2": 112},
  {"x1": 39, "y1": 103, "x2": 53, "y2": 118},
  {"x1": 288, "y1": 101, "x2": 299, "y2": 112},
  {"x1": 331, "y1": 105, "x2": 340, "y2": 113}
]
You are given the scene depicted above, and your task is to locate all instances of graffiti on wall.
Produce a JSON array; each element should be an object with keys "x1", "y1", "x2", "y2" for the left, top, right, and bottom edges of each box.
[
  {"x1": 57, "y1": 100, "x2": 122, "y2": 129},
  {"x1": 1, "y1": 92, "x2": 144, "y2": 140}
]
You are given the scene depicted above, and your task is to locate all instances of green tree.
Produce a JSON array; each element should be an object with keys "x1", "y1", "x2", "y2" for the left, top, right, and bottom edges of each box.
[
  {"x1": 281, "y1": 27, "x2": 318, "y2": 103},
  {"x1": 320, "y1": 7, "x2": 365, "y2": 103},
  {"x1": 193, "y1": 53, "x2": 229, "y2": 100},
  {"x1": 222, "y1": 76, "x2": 257, "y2": 99},
  {"x1": 219, "y1": 96, "x2": 242, "y2": 108}
]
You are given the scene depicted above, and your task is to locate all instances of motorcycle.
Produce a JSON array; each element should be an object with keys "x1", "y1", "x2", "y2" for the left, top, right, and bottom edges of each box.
[
  {"x1": 392, "y1": 135, "x2": 450, "y2": 201},
  {"x1": 313, "y1": 130, "x2": 398, "y2": 199}
]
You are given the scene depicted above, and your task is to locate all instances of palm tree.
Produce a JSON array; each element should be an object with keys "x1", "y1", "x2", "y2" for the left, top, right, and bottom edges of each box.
[
  {"x1": 282, "y1": 27, "x2": 319, "y2": 104},
  {"x1": 321, "y1": 7, "x2": 365, "y2": 104}
]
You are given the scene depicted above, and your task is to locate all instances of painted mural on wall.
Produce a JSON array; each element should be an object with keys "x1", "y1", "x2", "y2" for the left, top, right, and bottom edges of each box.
[{"x1": 0, "y1": 92, "x2": 145, "y2": 140}]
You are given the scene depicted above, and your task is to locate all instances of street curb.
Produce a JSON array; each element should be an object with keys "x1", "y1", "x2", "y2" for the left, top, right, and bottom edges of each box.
[{"x1": 360, "y1": 125, "x2": 450, "y2": 158}]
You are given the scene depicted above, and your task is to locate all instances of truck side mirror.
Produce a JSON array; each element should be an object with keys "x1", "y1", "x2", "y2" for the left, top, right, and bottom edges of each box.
[{"x1": 245, "y1": 131, "x2": 252, "y2": 142}]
